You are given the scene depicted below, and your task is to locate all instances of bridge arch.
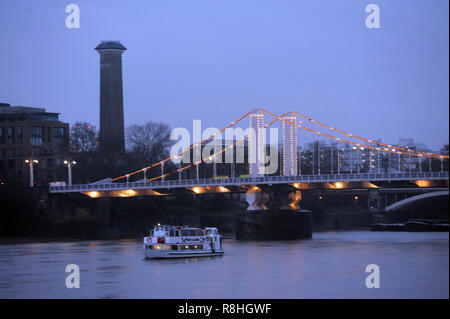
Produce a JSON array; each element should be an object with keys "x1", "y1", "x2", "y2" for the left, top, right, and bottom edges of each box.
[{"x1": 385, "y1": 190, "x2": 449, "y2": 212}]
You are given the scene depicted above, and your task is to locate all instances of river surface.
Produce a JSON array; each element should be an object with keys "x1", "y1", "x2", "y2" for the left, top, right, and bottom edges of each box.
[{"x1": 0, "y1": 231, "x2": 448, "y2": 299}]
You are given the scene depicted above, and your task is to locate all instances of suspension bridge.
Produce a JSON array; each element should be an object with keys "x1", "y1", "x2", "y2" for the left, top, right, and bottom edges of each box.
[{"x1": 49, "y1": 108, "x2": 449, "y2": 204}]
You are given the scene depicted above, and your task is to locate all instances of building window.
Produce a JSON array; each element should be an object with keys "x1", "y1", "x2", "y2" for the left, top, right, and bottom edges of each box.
[
  {"x1": 55, "y1": 158, "x2": 61, "y2": 166},
  {"x1": 31, "y1": 127, "x2": 43, "y2": 136},
  {"x1": 7, "y1": 148, "x2": 15, "y2": 158},
  {"x1": 17, "y1": 126, "x2": 23, "y2": 144},
  {"x1": 47, "y1": 158, "x2": 53, "y2": 168},
  {"x1": 0, "y1": 127, "x2": 4, "y2": 144},
  {"x1": 16, "y1": 148, "x2": 23, "y2": 157},
  {"x1": 31, "y1": 147, "x2": 40, "y2": 157},
  {"x1": 31, "y1": 126, "x2": 43, "y2": 146},
  {"x1": 7, "y1": 127, "x2": 14, "y2": 144},
  {"x1": 8, "y1": 159, "x2": 15, "y2": 169},
  {"x1": 53, "y1": 127, "x2": 65, "y2": 146},
  {"x1": 30, "y1": 137, "x2": 42, "y2": 145}
]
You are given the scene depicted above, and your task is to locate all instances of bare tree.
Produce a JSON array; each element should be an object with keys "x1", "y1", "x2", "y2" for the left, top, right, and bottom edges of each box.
[
  {"x1": 70, "y1": 122, "x2": 97, "y2": 153},
  {"x1": 126, "y1": 122, "x2": 173, "y2": 166}
]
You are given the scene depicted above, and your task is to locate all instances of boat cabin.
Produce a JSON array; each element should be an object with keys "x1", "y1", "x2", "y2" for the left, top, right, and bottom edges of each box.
[{"x1": 144, "y1": 225, "x2": 222, "y2": 253}]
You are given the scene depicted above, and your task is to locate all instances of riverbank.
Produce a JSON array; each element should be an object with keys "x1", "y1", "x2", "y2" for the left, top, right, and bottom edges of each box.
[{"x1": 371, "y1": 219, "x2": 449, "y2": 232}]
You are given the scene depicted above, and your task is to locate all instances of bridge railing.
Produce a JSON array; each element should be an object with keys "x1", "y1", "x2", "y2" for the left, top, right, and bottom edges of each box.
[{"x1": 48, "y1": 172, "x2": 449, "y2": 193}]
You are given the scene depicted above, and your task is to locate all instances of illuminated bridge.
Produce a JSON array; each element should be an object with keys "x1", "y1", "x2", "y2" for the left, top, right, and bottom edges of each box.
[{"x1": 49, "y1": 108, "x2": 449, "y2": 209}]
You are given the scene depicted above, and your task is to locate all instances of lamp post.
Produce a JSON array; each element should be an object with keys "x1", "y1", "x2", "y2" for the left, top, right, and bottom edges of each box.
[
  {"x1": 298, "y1": 148, "x2": 302, "y2": 176},
  {"x1": 64, "y1": 160, "x2": 76, "y2": 186},
  {"x1": 337, "y1": 149, "x2": 341, "y2": 175},
  {"x1": 317, "y1": 142, "x2": 321, "y2": 175},
  {"x1": 331, "y1": 144, "x2": 334, "y2": 174},
  {"x1": 25, "y1": 158, "x2": 39, "y2": 187}
]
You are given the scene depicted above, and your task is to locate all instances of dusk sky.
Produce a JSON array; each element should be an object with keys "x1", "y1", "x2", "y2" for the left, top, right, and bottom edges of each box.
[{"x1": 0, "y1": 0, "x2": 448, "y2": 150}]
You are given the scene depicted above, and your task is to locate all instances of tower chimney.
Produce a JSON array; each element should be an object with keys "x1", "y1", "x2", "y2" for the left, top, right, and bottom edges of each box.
[{"x1": 95, "y1": 40, "x2": 127, "y2": 153}]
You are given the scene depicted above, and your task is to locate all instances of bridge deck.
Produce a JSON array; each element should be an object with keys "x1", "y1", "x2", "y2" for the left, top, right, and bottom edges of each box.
[{"x1": 49, "y1": 172, "x2": 449, "y2": 193}]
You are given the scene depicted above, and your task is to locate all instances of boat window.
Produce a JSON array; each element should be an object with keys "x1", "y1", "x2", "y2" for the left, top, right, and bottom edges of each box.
[
  {"x1": 180, "y1": 245, "x2": 203, "y2": 250},
  {"x1": 165, "y1": 245, "x2": 178, "y2": 251},
  {"x1": 181, "y1": 229, "x2": 193, "y2": 236},
  {"x1": 180, "y1": 229, "x2": 205, "y2": 236}
]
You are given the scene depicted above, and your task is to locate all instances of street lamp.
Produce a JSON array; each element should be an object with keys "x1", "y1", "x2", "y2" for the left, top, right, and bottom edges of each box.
[
  {"x1": 25, "y1": 158, "x2": 39, "y2": 187},
  {"x1": 64, "y1": 160, "x2": 76, "y2": 186}
]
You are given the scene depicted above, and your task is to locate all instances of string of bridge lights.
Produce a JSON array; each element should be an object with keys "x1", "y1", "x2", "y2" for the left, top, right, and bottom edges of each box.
[
  {"x1": 146, "y1": 116, "x2": 281, "y2": 182},
  {"x1": 110, "y1": 110, "x2": 254, "y2": 182},
  {"x1": 261, "y1": 109, "x2": 447, "y2": 159},
  {"x1": 290, "y1": 111, "x2": 444, "y2": 158},
  {"x1": 111, "y1": 109, "x2": 448, "y2": 182}
]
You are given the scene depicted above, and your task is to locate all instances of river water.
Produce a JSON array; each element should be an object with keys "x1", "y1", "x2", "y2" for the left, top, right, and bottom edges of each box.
[{"x1": 0, "y1": 231, "x2": 448, "y2": 299}]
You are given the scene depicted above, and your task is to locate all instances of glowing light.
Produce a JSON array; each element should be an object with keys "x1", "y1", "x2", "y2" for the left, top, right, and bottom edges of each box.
[
  {"x1": 334, "y1": 182, "x2": 344, "y2": 189},
  {"x1": 124, "y1": 189, "x2": 136, "y2": 196},
  {"x1": 217, "y1": 186, "x2": 229, "y2": 193},
  {"x1": 354, "y1": 196, "x2": 359, "y2": 200},
  {"x1": 413, "y1": 180, "x2": 432, "y2": 188},
  {"x1": 87, "y1": 191, "x2": 100, "y2": 198}
]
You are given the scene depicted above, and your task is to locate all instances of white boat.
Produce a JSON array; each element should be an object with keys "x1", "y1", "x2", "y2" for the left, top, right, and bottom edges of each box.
[{"x1": 143, "y1": 224, "x2": 225, "y2": 259}]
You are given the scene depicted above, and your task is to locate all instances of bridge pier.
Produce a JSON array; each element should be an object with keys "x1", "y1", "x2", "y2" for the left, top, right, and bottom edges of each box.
[
  {"x1": 245, "y1": 186, "x2": 269, "y2": 210},
  {"x1": 237, "y1": 185, "x2": 312, "y2": 240}
]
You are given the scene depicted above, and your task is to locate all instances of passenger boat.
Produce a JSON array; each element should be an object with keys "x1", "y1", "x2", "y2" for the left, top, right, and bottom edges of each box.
[{"x1": 143, "y1": 224, "x2": 225, "y2": 259}]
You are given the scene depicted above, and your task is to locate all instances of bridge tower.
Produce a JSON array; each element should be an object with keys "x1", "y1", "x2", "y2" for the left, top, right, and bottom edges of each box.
[
  {"x1": 95, "y1": 40, "x2": 127, "y2": 154},
  {"x1": 282, "y1": 112, "x2": 298, "y2": 176},
  {"x1": 249, "y1": 109, "x2": 265, "y2": 177}
]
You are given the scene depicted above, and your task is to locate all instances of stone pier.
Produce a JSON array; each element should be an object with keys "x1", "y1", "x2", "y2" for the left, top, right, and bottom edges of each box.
[{"x1": 236, "y1": 186, "x2": 313, "y2": 240}]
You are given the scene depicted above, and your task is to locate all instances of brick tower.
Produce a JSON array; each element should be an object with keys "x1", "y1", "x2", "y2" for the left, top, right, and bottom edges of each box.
[{"x1": 95, "y1": 40, "x2": 127, "y2": 153}]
